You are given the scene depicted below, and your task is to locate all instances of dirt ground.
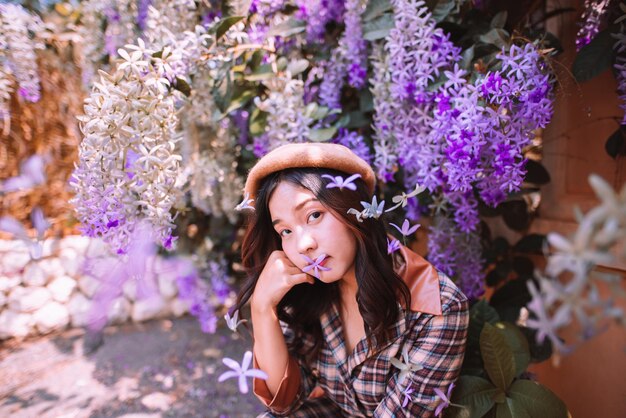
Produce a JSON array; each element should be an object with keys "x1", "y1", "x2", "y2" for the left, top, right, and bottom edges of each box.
[{"x1": 0, "y1": 316, "x2": 267, "y2": 418}]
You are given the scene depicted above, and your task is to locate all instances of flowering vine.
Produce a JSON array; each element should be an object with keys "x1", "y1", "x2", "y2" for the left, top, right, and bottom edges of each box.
[{"x1": 0, "y1": 3, "x2": 45, "y2": 117}]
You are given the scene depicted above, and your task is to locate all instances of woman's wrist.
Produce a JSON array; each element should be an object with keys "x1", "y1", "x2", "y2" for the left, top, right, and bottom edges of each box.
[{"x1": 250, "y1": 297, "x2": 278, "y2": 318}]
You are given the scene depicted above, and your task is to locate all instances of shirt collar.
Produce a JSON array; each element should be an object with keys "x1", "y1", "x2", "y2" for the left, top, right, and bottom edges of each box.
[{"x1": 391, "y1": 237, "x2": 443, "y2": 316}]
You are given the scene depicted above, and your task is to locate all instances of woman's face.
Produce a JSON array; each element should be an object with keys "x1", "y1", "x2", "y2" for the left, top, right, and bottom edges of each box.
[{"x1": 268, "y1": 181, "x2": 358, "y2": 284}]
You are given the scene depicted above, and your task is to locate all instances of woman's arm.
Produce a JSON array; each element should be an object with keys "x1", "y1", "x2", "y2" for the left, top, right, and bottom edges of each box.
[
  {"x1": 251, "y1": 303, "x2": 291, "y2": 396},
  {"x1": 374, "y1": 276, "x2": 469, "y2": 417}
]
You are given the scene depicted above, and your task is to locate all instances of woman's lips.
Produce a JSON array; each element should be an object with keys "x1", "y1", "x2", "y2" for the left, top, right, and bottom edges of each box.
[{"x1": 319, "y1": 256, "x2": 330, "y2": 266}]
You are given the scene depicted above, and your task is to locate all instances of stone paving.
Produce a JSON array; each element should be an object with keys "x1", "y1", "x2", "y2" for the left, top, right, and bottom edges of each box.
[{"x1": 0, "y1": 316, "x2": 266, "y2": 418}]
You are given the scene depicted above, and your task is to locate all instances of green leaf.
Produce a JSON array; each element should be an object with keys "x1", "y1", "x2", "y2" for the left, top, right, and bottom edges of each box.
[
  {"x1": 287, "y1": 59, "x2": 309, "y2": 76},
  {"x1": 495, "y1": 398, "x2": 531, "y2": 418},
  {"x1": 480, "y1": 323, "x2": 516, "y2": 391},
  {"x1": 501, "y1": 200, "x2": 530, "y2": 231},
  {"x1": 267, "y1": 17, "x2": 306, "y2": 37},
  {"x1": 508, "y1": 380, "x2": 570, "y2": 418},
  {"x1": 345, "y1": 111, "x2": 370, "y2": 128},
  {"x1": 249, "y1": 108, "x2": 267, "y2": 136},
  {"x1": 363, "y1": 0, "x2": 392, "y2": 22},
  {"x1": 244, "y1": 64, "x2": 274, "y2": 81},
  {"x1": 362, "y1": 13, "x2": 395, "y2": 41},
  {"x1": 461, "y1": 46, "x2": 475, "y2": 70},
  {"x1": 524, "y1": 159, "x2": 551, "y2": 185},
  {"x1": 224, "y1": 89, "x2": 255, "y2": 114},
  {"x1": 174, "y1": 77, "x2": 191, "y2": 97},
  {"x1": 359, "y1": 88, "x2": 375, "y2": 112},
  {"x1": 216, "y1": 16, "x2": 245, "y2": 40},
  {"x1": 479, "y1": 28, "x2": 509, "y2": 48},
  {"x1": 309, "y1": 127, "x2": 338, "y2": 142},
  {"x1": 468, "y1": 300, "x2": 500, "y2": 349},
  {"x1": 572, "y1": 29, "x2": 615, "y2": 82},
  {"x1": 227, "y1": 0, "x2": 252, "y2": 17},
  {"x1": 450, "y1": 375, "x2": 499, "y2": 418},
  {"x1": 430, "y1": 0, "x2": 456, "y2": 22},
  {"x1": 490, "y1": 11, "x2": 508, "y2": 29},
  {"x1": 513, "y1": 234, "x2": 545, "y2": 253},
  {"x1": 605, "y1": 126, "x2": 626, "y2": 159},
  {"x1": 493, "y1": 322, "x2": 530, "y2": 377}
]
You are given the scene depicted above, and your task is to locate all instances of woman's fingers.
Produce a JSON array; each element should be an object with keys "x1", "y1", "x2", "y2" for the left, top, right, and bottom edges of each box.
[{"x1": 288, "y1": 272, "x2": 314, "y2": 286}]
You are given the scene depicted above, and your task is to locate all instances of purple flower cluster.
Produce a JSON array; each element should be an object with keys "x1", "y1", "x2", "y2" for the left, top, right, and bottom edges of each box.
[
  {"x1": 176, "y1": 269, "x2": 218, "y2": 334},
  {"x1": 428, "y1": 216, "x2": 484, "y2": 301},
  {"x1": 333, "y1": 128, "x2": 373, "y2": 165},
  {"x1": 137, "y1": 0, "x2": 152, "y2": 31},
  {"x1": 296, "y1": 0, "x2": 345, "y2": 43},
  {"x1": 575, "y1": 0, "x2": 613, "y2": 50},
  {"x1": 342, "y1": 0, "x2": 367, "y2": 88},
  {"x1": 318, "y1": 50, "x2": 346, "y2": 110}
]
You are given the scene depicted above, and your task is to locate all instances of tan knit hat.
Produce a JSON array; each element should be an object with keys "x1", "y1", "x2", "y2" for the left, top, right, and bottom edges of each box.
[{"x1": 244, "y1": 142, "x2": 376, "y2": 201}]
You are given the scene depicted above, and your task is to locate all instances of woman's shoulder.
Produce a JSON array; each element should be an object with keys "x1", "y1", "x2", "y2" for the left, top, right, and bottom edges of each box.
[{"x1": 393, "y1": 243, "x2": 468, "y2": 316}]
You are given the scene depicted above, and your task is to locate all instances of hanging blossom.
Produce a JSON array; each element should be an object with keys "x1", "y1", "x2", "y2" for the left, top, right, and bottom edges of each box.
[
  {"x1": 247, "y1": 0, "x2": 286, "y2": 43},
  {"x1": 370, "y1": 43, "x2": 398, "y2": 183},
  {"x1": 428, "y1": 215, "x2": 484, "y2": 300},
  {"x1": 318, "y1": 48, "x2": 347, "y2": 110},
  {"x1": 576, "y1": 0, "x2": 614, "y2": 50},
  {"x1": 341, "y1": 0, "x2": 368, "y2": 88},
  {"x1": 103, "y1": 0, "x2": 139, "y2": 58},
  {"x1": 0, "y1": 3, "x2": 45, "y2": 103},
  {"x1": 383, "y1": 0, "x2": 461, "y2": 193},
  {"x1": 70, "y1": 42, "x2": 185, "y2": 254},
  {"x1": 333, "y1": 128, "x2": 373, "y2": 165},
  {"x1": 176, "y1": 267, "x2": 219, "y2": 333},
  {"x1": 613, "y1": 5, "x2": 626, "y2": 124},
  {"x1": 295, "y1": 0, "x2": 344, "y2": 43},
  {"x1": 253, "y1": 68, "x2": 312, "y2": 156},
  {"x1": 77, "y1": 0, "x2": 139, "y2": 87},
  {"x1": 525, "y1": 174, "x2": 626, "y2": 355}
]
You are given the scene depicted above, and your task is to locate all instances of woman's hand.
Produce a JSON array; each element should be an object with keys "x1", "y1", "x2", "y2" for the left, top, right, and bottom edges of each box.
[{"x1": 251, "y1": 250, "x2": 314, "y2": 313}]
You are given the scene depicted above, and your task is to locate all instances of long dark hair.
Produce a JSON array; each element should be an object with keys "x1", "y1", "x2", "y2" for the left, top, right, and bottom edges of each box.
[{"x1": 232, "y1": 167, "x2": 411, "y2": 364}]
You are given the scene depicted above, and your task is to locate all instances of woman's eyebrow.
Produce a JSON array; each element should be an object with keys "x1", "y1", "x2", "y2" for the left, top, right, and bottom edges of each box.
[{"x1": 272, "y1": 198, "x2": 319, "y2": 226}]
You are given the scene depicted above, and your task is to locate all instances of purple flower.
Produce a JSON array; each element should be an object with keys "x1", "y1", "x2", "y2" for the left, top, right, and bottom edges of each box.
[
  {"x1": 136, "y1": 0, "x2": 151, "y2": 31},
  {"x1": 433, "y1": 382, "x2": 455, "y2": 417},
  {"x1": 301, "y1": 253, "x2": 331, "y2": 279},
  {"x1": 389, "y1": 219, "x2": 420, "y2": 237},
  {"x1": 218, "y1": 351, "x2": 269, "y2": 394},
  {"x1": 575, "y1": 0, "x2": 613, "y2": 50},
  {"x1": 333, "y1": 128, "x2": 373, "y2": 165},
  {"x1": 402, "y1": 385, "x2": 414, "y2": 408},
  {"x1": 387, "y1": 237, "x2": 401, "y2": 254},
  {"x1": 321, "y1": 173, "x2": 362, "y2": 190}
]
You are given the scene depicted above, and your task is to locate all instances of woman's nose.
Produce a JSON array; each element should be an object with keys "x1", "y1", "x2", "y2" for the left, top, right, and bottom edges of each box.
[{"x1": 296, "y1": 228, "x2": 317, "y2": 254}]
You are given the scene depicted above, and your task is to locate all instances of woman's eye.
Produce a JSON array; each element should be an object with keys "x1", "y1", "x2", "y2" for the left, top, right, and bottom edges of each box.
[
  {"x1": 280, "y1": 229, "x2": 291, "y2": 237},
  {"x1": 308, "y1": 211, "x2": 322, "y2": 222}
]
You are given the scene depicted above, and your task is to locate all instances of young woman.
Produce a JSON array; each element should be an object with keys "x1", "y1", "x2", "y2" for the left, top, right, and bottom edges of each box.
[{"x1": 232, "y1": 143, "x2": 469, "y2": 417}]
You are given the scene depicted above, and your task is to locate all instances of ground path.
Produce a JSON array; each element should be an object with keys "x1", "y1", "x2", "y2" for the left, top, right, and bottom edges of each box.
[{"x1": 0, "y1": 316, "x2": 266, "y2": 418}]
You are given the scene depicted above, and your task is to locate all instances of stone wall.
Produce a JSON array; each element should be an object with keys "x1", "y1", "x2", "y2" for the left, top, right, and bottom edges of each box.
[{"x1": 0, "y1": 236, "x2": 191, "y2": 340}]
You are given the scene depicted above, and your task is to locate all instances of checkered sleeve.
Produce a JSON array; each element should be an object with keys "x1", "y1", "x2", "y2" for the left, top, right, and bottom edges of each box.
[
  {"x1": 373, "y1": 281, "x2": 469, "y2": 418},
  {"x1": 252, "y1": 320, "x2": 320, "y2": 416}
]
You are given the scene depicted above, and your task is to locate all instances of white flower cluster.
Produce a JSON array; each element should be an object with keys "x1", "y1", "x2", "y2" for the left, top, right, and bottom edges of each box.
[
  {"x1": 70, "y1": 42, "x2": 185, "y2": 253},
  {"x1": 526, "y1": 174, "x2": 626, "y2": 354},
  {"x1": 254, "y1": 69, "x2": 312, "y2": 152},
  {"x1": 77, "y1": 0, "x2": 138, "y2": 87},
  {"x1": 0, "y1": 3, "x2": 45, "y2": 113}
]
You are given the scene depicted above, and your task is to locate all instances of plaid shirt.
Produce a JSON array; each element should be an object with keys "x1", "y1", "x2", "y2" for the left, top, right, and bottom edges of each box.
[{"x1": 253, "y1": 245, "x2": 469, "y2": 417}]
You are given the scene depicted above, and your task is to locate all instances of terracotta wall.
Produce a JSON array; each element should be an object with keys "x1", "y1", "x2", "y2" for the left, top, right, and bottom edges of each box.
[{"x1": 522, "y1": 1, "x2": 625, "y2": 416}]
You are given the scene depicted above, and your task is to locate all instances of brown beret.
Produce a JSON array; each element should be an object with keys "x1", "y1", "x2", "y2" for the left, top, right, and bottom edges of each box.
[{"x1": 244, "y1": 142, "x2": 376, "y2": 201}]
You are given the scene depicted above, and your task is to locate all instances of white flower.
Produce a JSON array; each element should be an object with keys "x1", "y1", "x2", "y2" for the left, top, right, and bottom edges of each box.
[
  {"x1": 218, "y1": 351, "x2": 268, "y2": 394},
  {"x1": 235, "y1": 191, "x2": 255, "y2": 212},
  {"x1": 224, "y1": 310, "x2": 247, "y2": 332},
  {"x1": 390, "y1": 346, "x2": 423, "y2": 385}
]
